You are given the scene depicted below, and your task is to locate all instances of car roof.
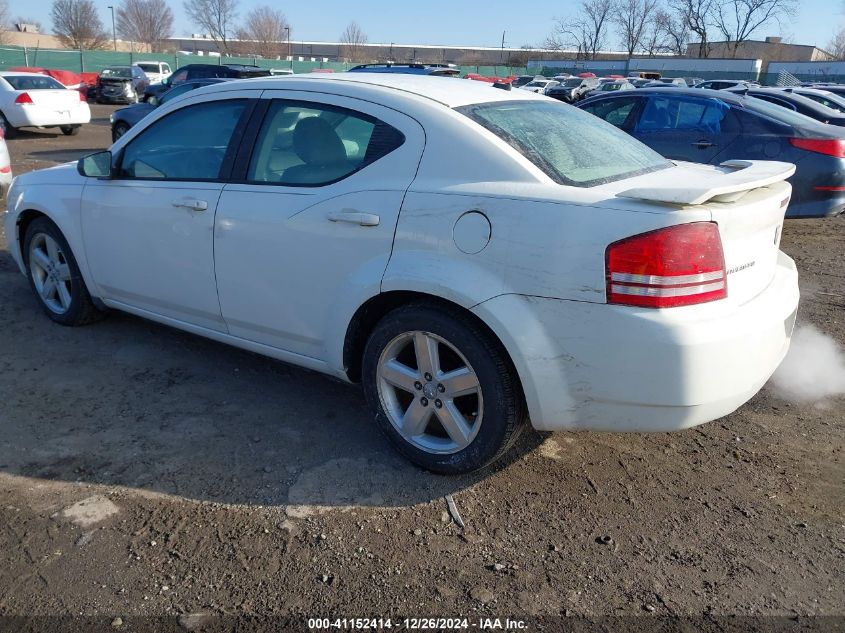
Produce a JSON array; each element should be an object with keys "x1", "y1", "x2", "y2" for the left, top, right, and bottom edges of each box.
[{"x1": 211, "y1": 73, "x2": 546, "y2": 108}]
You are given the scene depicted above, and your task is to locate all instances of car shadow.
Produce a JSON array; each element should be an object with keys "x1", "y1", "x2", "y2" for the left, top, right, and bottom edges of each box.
[{"x1": 0, "y1": 253, "x2": 541, "y2": 513}]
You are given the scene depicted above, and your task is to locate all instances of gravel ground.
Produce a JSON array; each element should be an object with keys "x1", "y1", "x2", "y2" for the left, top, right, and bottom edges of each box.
[{"x1": 0, "y1": 105, "x2": 843, "y2": 628}]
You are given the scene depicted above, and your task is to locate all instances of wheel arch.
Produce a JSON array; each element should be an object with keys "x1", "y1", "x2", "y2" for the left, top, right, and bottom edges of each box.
[{"x1": 342, "y1": 291, "x2": 524, "y2": 406}]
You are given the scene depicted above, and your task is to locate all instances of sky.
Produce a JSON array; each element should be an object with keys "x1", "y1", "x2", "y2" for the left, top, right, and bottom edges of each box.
[{"x1": 12, "y1": 0, "x2": 845, "y2": 51}]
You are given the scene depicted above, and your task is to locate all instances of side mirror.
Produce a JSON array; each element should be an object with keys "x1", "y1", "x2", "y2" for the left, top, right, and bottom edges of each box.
[{"x1": 78, "y1": 151, "x2": 113, "y2": 178}]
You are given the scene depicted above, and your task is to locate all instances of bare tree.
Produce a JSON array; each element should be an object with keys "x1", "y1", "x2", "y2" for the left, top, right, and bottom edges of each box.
[
  {"x1": 547, "y1": 0, "x2": 617, "y2": 60},
  {"x1": 713, "y1": 0, "x2": 797, "y2": 57},
  {"x1": 339, "y1": 21, "x2": 368, "y2": 63},
  {"x1": 236, "y1": 5, "x2": 288, "y2": 58},
  {"x1": 660, "y1": 9, "x2": 691, "y2": 54},
  {"x1": 830, "y1": 27, "x2": 845, "y2": 59},
  {"x1": 51, "y1": 0, "x2": 109, "y2": 49},
  {"x1": 116, "y1": 0, "x2": 173, "y2": 51},
  {"x1": 669, "y1": 0, "x2": 715, "y2": 56},
  {"x1": 183, "y1": 0, "x2": 238, "y2": 55},
  {"x1": 0, "y1": 0, "x2": 9, "y2": 43},
  {"x1": 614, "y1": 0, "x2": 658, "y2": 56}
]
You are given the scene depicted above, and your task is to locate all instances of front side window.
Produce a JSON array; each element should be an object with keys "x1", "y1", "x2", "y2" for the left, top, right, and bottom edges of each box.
[
  {"x1": 120, "y1": 99, "x2": 246, "y2": 180},
  {"x1": 247, "y1": 100, "x2": 405, "y2": 186},
  {"x1": 457, "y1": 100, "x2": 670, "y2": 187}
]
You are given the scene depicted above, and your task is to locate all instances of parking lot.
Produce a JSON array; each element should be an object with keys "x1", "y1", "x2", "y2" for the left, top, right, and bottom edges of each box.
[{"x1": 0, "y1": 105, "x2": 843, "y2": 624}]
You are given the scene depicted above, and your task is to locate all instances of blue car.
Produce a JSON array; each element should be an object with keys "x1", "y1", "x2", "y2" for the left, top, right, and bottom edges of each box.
[
  {"x1": 578, "y1": 87, "x2": 845, "y2": 218},
  {"x1": 110, "y1": 78, "x2": 231, "y2": 141},
  {"x1": 347, "y1": 63, "x2": 460, "y2": 77}
]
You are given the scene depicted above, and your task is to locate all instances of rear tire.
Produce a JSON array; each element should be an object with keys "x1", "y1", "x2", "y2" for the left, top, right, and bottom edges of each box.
[
  {"x1": 0, "y1": 113, "x2": 17, "y2": 139},
  {"x1": 60, "y1": 125, "x2": 80, "y2": 136},
  {"x1": 23, "y1": 217, "x2": 104, "y2": 327},
  {"x1": 362, "y1": 303, "x2": 525, "y2": 474}
]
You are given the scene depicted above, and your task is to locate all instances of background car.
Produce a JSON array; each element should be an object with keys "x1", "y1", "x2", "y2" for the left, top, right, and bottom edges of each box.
[
  {"x1": 0, "y1": 71, "x2": 91, "y2": 138},
  {"x1": 694, "y1": 79, "x2": 757, "y2": 90},
  {"x1": 348, "y1": 63, "x2": 460, "y2": 76},
  {"x1": 577, "y1": 86, "x2": 845, "y2": 217},
  {"x1": 545, "y1": 76, "x2": 600, "y2": 101},
  {"x1": 727, "y1": 86, "x2": 845, "y2": 127},
  {"x1": 586, "y1": 80, "x2": 635, "y2": 97},
  {"x1": 510, "y1": 74, "x2": 538, "y2": 88},
  {"x1": 133, "y1": 61, "x2": 172, "y2": 84},
  {"x1": 143, "y1": 64, "x2": 271, "y2": 101},
  {"x1": 780, "y1": 86, "x2": 845, "y2": 113},
  {"x1": 110, "y1": 78, "x2": 231, "y2": 141},
  {"x1": 0, "y1": 127, "x2": 11, "y2": 193},
  {"x1": 96, "y1": 66, "x2": 149, "y2": 104},
  {"x1": 269, "y1": 68, "x2": 294, "y2": 76},
  {"x1": 519, "y1": 78, "x2": 558, "y2": 94},
  {"x1": 4, "y1": 74, "x2": 799, "y2": 474}
]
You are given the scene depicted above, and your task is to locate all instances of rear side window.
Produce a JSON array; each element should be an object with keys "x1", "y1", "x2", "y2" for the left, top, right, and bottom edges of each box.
[
  {"x1": 120, "y1": 99, "x2": 247, "y2": 180},
  {"x1": 636, "y1": 96, "x2": 729, "y2": 133},
  {"x1": 457, "y1": 100, "x2": 669, "y2": 187},
  {"x1": 247, "y1": 100, "x2": 405, "y2": 186},
  {"x1": 581, "y1": 97, "x2": 640, "y2": 128},
  {"x1": 3, "y1": 75, "x2": 65, "y2": 90}
]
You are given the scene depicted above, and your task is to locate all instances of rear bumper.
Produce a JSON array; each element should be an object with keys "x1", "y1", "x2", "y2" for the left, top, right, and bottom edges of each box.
[
  {"x1": 7, "y1": 103, "x2": 91, "y2": 128},
  {"x1": 786, "y1": 195, "x2": 845, "y2": 218},
  {"x1": 472, "y1": 251, "x2": 799, "y2": 432}
]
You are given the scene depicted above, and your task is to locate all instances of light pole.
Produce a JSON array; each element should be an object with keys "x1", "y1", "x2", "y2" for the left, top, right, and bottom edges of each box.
[
  {"x1": 285, "y1": 26, "x2": 291, "y2": 69},
  {"x1": 108, "y1": 5, "x2": 117, "y2": 51}
]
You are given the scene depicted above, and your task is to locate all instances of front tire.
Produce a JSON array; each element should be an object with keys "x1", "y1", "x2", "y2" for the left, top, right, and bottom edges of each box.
[
  {"x1": 60, "y1": 125, "x2": 80, "y2": 136},
  {"x1": 362, "y1": 304, "x2": 525, "y2": 474},
  {"x1": 112, "y1": 121, "x2": 130, "y2": 141},
  {"x1": 23, "y1": 218, "x2": 103, "y2": 326}
]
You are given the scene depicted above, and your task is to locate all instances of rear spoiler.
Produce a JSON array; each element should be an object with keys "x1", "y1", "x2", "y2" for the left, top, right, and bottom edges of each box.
[{"x1": 618, "y1": 160, "x2": 796, "y2": 205}]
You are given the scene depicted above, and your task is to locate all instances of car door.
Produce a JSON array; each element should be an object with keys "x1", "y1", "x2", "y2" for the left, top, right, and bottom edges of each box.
[
  {"x1": 213, "y1": 92, "x2": 425, "y2": 359},
  {"x1": 80, "y1": 93, "x2": 254, "y2": 331},
  {"x1": 632, "y1": 94, "x2": 737, "y2": 163}
]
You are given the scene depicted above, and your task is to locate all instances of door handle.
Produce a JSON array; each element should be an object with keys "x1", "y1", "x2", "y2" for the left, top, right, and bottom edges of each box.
[
  {"x1": 692, "y1": 140, "x2": 714, "y2": 149},
  {"x1": 171, "y1": 198, "x2": 208, "y2": 211},
  {"x1": 327, "y1": 210, "x2": 380, "y2": 226}
]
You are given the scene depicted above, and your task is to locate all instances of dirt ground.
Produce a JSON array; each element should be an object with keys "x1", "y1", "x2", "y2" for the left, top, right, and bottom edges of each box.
[{"x1": 0, "y1": 105, "x2": 843, "y2": 628}]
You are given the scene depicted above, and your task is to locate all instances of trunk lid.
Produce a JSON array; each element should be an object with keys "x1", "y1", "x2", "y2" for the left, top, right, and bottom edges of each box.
[
  {"x1": 616, "y1": 160, "x2": 795, "y2": 306},
  {"x1": 25, "y1": 87, "x2": 80, "y2": 109}
]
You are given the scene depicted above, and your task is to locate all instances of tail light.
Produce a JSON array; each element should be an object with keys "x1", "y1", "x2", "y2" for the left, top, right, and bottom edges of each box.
[
  {"x1": 79, "y1": 90, "x2": 87, "y2": 102},
  {"x1": 0, "y1": 166, "x2": 10, "y2": 174},
  {"x1": 789, "y1": 137, "x2": 845, "y2": 158},
  {"x1": 15, "y1": 92, "x2": 33, "y2": 105},
  {"x1": 606, "y1": 222, "x2": 727, "y2": 308}
]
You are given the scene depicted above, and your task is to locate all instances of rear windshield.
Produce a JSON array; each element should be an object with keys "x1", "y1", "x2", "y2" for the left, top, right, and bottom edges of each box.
[
  {"x1": 101, "y1": 67, "x2": 131, "y2": 78},
  {"x1": 456, "y1": 100, "x2": 670, "y2": 187},
  {"x1": 3, "y1": 75, "x2": 65, "y2": 90},
  {"x1": 136, "y1": 63, "x2": 160, "y2": 73},
  {"x1": 742, "y1": 95, "x2": 825, "y2": 128}
]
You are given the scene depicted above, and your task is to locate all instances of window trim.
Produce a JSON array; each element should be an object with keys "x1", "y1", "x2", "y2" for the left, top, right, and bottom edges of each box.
[
  {"x1": 114, "y1": 97, "x2": 255, "y2": 183},
  {"x1": 235, "y1": 98, "x2": 407, "y2": 189}
]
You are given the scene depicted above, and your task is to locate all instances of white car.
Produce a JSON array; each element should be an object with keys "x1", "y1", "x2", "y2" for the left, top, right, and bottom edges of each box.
[
  {"x1": 4, "y1": 74, "x2": 799, "y2": 474},
  {"x1": 0, "y1": 128, "x2": 11, "y2": 193},
  {"x1": 0, "y1": 72, "x2": 91, "y2": 138},
  {"x1": 133, "y1": 61, "x2": 172, "y2": 85},
  {"x1": 519, "y1": 79, "x2": 558, "y2": 94}
]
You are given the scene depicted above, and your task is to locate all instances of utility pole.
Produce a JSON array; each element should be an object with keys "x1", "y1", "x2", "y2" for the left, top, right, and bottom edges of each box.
[
  {"x1": 108, "y1": 5, "x2": 117, "y2": 51},
  {"x1": 501, "y1": 30, "x2": 506, "y2": 63},
  {"x1": 285, "y1": 26, "x2": 292, "y2": 69}
]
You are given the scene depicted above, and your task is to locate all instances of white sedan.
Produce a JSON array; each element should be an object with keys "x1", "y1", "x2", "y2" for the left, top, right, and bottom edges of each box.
[
  {"x1": 0, "y1": 71, "x2": 91, "y2": 138},
  {"x1": 4, "y1": 74, "x2": 799, "y2": 474}
]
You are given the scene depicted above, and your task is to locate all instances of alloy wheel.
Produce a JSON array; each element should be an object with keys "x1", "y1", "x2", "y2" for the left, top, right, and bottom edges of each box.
[
  {"x1": 376, "y1": 331, "x2": 483, "y2": 454},
  {"x1": 29, "y1": 233, "x2": 73, "y2": 314}
]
